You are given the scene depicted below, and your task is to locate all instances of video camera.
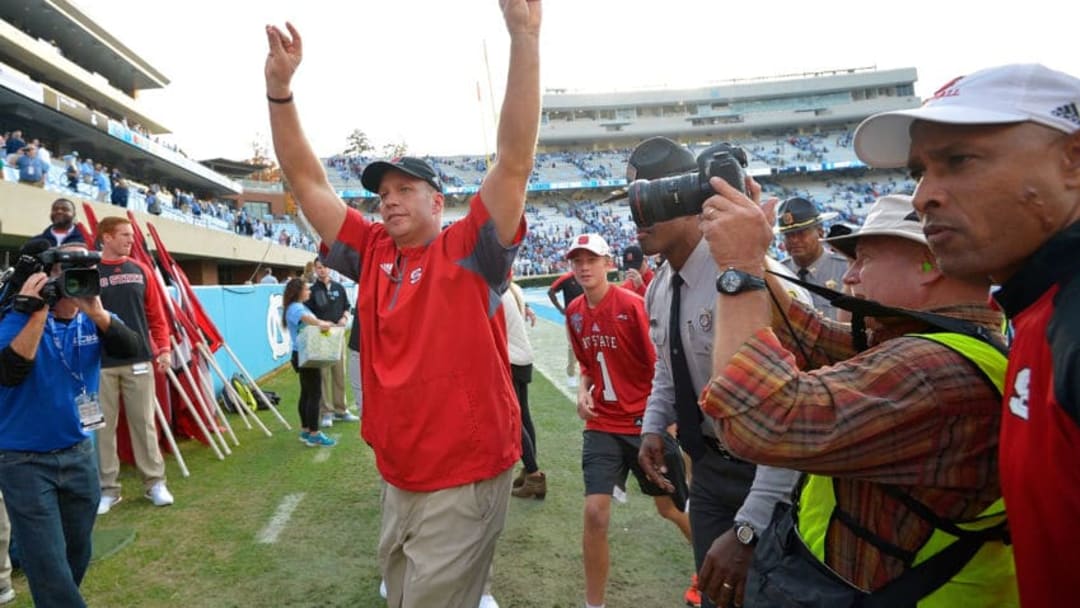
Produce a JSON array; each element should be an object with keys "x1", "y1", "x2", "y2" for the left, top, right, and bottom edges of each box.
[
  {"x1": 0, "y1": 239, "x2": 101, "y2": 316},
  {"x1": 624, "y1": 143, "x2": 749, "y2": 228}
]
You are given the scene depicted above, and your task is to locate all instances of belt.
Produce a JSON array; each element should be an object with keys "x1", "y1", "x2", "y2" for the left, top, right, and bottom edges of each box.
[{"x1": 702, "y1": 435, "x2": 749, "y2": 464}]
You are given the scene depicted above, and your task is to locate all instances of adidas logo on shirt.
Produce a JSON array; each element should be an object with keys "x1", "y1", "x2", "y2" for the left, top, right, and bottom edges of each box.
[{"x1": 1051, "y1": 102, "x2": 1080, "y2": 126}]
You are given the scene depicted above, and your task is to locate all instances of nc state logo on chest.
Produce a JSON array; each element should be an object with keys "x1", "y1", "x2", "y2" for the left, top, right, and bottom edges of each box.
[{"x1": 379, "y1": 262, "x2": 423, "y2": 285}]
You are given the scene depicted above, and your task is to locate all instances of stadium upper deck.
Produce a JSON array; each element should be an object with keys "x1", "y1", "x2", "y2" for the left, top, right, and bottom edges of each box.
[
  {"x1": 0, "y1": 0, "x2": 240, "y2": 194},
  {"x1": 538, "y1": 67, "x2": 918, "y2": 149},
  {"x1": 0, "y1": 1, "x2": 313, "y2": 279}
]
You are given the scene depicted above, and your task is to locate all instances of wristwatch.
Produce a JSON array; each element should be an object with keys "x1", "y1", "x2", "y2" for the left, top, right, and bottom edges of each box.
[
  {"x1": 716, "y1": 267, "x2": 767, "y2": 295},
  {"x1": 734, "y1": 521, "x2": 757, "y2": 546}
]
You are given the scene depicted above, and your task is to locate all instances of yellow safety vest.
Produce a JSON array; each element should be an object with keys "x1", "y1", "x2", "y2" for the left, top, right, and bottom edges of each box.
[{"x1": 795, "y1": 333, "x2": 1018, "y2": 607}]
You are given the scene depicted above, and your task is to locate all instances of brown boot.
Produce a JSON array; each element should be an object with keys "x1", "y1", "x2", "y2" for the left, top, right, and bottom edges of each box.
[
  {"x1": 512, "y1": 467, "x2": 527, "y2": 489},
  {"x1": 511, "y1": 472, "x2": 546, "y2": 499}
]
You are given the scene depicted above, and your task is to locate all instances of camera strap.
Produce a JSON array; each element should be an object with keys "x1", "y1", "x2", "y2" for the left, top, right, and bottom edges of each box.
[{"x1": 766, "y1": 271, "x2": 1006, "y2": 356}]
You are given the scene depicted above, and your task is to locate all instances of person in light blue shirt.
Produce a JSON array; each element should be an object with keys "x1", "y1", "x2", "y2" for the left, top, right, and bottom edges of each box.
[{"x1": 282, "y1": 278, "x2": 335, "y2": 447}]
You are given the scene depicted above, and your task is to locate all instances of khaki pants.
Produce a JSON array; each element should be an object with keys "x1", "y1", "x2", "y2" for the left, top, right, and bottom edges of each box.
[
  {"x1": 0, "y1": 491, "x2": 10, "y2": 591},
  {"x1": 379, "y1": 467, "x2": 512, "y2": 608},
  {"x1": 319, "y1": 342, "x2": 347, "y2": 416},
  {"x1": 98, "y1": 365, "x2": 166, "y2": 496}
]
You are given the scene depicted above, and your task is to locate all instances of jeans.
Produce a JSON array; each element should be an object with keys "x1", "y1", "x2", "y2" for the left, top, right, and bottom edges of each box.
[{"x1": 0, "y1": 439, "x2": 99, "y2": 608}]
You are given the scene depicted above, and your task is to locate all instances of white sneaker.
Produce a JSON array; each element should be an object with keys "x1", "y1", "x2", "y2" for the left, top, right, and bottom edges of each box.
[
  {"x1": 0, "y1": 586, "x2": 16, "y2": 604},
  {"x1": 319, "y1": 414, "x2": 334, "y2": 428},
  {"x1": 333, "y1": 411, "x2": 360, "y2": 422},
  {"x1": 97, "y1": 495, "x2": 122, "y2": 515},
  {"x1": 566, "y1": 376, "x2": 579, "y2": 389},
  {"x1": 379, "y1": 579, "x2": 387, "y2": 599},
  {"x1": 145, "y1": 482, "x2": 174, "y2": 507},
  {"x1": 478, "y1": 594, "x2": 499, "y2": 608}
]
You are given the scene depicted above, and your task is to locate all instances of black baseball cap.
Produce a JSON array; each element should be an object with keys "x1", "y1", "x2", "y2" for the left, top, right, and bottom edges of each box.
[
  {"x1": 621, "y1": 245, "x2": 644, "y2": 271},
  {"x1": 361, "y1": 156, "x2": 443, "y2": 194}
]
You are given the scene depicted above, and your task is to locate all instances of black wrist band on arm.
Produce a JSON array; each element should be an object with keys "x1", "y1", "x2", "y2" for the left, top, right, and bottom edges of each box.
[{"x1": 267, "y1": 93, "x2": 293, "y2": 104}]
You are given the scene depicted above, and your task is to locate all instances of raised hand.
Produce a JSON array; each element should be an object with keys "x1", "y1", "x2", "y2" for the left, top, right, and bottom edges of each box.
[
  {"x1": 264, "y1": 22, "x2": 303, "y2": 97},
  {"x1": 499, "y1": 0, "x2": 542, "y2": 36},
  {"x1": 700, "y1": 176, "x2": 773, "y2": 272}
]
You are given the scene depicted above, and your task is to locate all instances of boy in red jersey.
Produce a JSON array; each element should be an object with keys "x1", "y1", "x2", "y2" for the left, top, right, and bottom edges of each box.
[{"x1": 565, "y1": 233, "x2": 690, "y2": 608}]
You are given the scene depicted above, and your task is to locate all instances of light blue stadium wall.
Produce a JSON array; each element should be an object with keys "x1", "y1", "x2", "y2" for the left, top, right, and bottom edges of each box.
[{"x1": 192, "y1": 284, "x2": 291, "y2": 393}]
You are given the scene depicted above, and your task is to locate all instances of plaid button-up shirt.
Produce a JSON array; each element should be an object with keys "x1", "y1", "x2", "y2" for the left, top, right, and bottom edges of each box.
[{"x1": 702, "y1": 301, "x2": 1004, "y2": 591}]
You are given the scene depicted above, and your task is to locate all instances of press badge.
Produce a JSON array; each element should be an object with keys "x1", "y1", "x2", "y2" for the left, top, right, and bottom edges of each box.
[
  {"x1": 77, "y1": 390, "x2": 105, "y2": 431},
  {"x1": 132, "y1": 362, "x2": 151, "y2": 375}
]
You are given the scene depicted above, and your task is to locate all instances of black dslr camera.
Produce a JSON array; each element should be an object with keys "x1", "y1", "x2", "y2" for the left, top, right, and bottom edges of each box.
[
  {"x1": 0, "y1": 241, "x2": 101, "y2": 316},
  {"x1": 627, "y1": 143, "x2": 749, "y2": 227}
]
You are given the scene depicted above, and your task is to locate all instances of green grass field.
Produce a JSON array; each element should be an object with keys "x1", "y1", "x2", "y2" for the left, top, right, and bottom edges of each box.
[{"x1": 5, "y1": 365, "x2": 695, "y2": 607}]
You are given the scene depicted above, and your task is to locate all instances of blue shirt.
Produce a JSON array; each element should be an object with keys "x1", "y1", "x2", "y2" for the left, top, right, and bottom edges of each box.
[
  {"x1": 286, "y1": 302, "x2": 312, "y2": 352},
  {"x1": 16, "y1": 155, "x2": 42, "y2": 182},
  {"x1": 0, "y1": 312, "x2": 103, "y2": 452}
]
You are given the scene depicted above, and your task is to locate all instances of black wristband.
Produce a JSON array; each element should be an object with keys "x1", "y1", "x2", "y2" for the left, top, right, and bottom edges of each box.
[
  {"x1": 267, "y1": 92, "x2": 294, "y2": 104},
  {"x1": 12, "y1": 295, "x2": 46, "y2": 314}
]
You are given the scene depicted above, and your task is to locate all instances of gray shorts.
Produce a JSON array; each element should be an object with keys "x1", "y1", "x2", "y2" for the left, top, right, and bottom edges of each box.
[{"x1": 582, "y1": 430, "x2": 687, "y2": 505}]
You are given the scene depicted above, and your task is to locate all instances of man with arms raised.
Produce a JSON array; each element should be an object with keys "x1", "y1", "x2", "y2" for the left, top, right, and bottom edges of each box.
[
  {"x1": 264, "y1": 2, "x2": 541, "y2": 605},
  {"x1": 853, "y1": 63, "x2": 1080, "y2": 608}
]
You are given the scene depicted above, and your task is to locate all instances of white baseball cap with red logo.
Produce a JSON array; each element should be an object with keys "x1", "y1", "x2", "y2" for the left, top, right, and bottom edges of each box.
[
  {"x1": 566, "y1": 233, "x2": 611, "y2": 259},
  {"x1": 854, "y1": 63, "x2": 1080, "y2": 168}
]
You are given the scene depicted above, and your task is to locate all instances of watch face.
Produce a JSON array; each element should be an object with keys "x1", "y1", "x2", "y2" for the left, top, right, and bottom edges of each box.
[
  {"x1": 720, "y1": 271, "x2": 742, "y2": 293},
  {"x1": 736, "y1": 524, "x2": 755, "y2": 545}
]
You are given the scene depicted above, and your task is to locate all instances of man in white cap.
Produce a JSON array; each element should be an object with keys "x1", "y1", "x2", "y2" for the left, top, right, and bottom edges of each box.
[
  {"x1": 695, "y1": 190, "x2": 1016, "y2": 607},
  {"x1": 853, "y1": 63, "x2": 1080, "y2": 608},
  {"x1": 564, "y1": 233, "x2": 692, "y2": 608}
]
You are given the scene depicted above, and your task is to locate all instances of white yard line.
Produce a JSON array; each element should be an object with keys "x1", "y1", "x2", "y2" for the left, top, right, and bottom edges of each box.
[{"x1": 256, "y1": 493, "x2": 305, "y2": 544}]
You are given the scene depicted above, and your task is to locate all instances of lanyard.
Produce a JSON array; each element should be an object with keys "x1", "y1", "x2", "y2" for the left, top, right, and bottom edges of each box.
[{"x1": 47, "y1": 316, "x2": 85, "y2": 387}]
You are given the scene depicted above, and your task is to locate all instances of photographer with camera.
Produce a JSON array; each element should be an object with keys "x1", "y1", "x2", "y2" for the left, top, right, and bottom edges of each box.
[
  {"x1": 0, "y1": 240, "x2": 140, "y2": 607},
  {"x1": 622, "y1": 137, "x2": 807, "y2": 608},
  {"x1": 697, "y1": 190, "x2": 1016, "y2": 607}
]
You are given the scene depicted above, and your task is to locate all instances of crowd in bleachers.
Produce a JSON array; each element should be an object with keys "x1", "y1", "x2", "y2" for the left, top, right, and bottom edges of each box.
[
  {"x1": 1, "y1": 127, "x2": 318, "y2": 252},
  {"x1": 3, "y1": 121, "x2": 906, "y2": 265},
  {"x1": 322, "y1": 127, "x2": 868, "y2": 195}
]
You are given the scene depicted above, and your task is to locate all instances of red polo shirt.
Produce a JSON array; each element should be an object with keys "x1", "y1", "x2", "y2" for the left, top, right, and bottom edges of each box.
[{"x1": 335, "y1": 194, "x2": 523, "y2": 491}]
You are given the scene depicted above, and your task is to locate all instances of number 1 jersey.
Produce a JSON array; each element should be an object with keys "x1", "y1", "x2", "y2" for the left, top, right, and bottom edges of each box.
[{"x1": 567, "y1": 285, "x2": 656, "y2": 435}]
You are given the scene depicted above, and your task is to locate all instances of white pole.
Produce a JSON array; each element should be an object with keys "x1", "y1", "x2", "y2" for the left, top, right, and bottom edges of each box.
[
  {"x1": 173, "y1": 337, "x2": 233, "y2": 454},
  {"x1": 199, "y1": 342, "x2": 272, "y2": 437},
  {"x1": 199, "y1": 352, "x2": 252, "y2": 430},
  {"x1": 165, "y1": 368, "x2": 224, "y2": 460},
  {"x1": 223, "y1": 343, "x2": 292, "y2": 430},
  {"x1": 153, "y1": 395, "x2": 190, "y2": 478}
]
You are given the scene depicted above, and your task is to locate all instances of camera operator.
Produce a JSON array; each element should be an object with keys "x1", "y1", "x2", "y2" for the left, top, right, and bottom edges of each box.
[
  {"x1": 0, "y1": 245, "x2": 139, "y2": 608},
  {"x1": 697, "y1": 190, "x2": 1016, "y2": 607},
  {"x1": 626, "y1": 137, "x2": 809, "y2": 608}
]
